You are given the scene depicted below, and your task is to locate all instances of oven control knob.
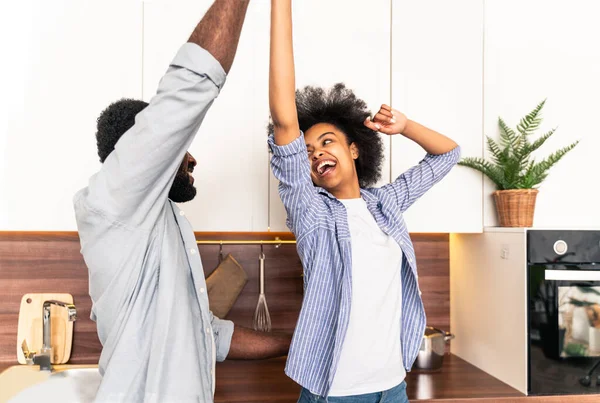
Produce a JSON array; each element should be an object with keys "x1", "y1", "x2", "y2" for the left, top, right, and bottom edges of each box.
[{"x1": 554, "y1": 240, "x2": 568, "y2": 255}]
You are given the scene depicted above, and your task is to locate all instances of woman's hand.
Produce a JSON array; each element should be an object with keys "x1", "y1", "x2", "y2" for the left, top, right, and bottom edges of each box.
[
  {"x1": 366, "y1": 104, "x2": 458, "y2": 155},
  {"x1": 364, "y1": 104, "x2": 408, "y2": 135}
]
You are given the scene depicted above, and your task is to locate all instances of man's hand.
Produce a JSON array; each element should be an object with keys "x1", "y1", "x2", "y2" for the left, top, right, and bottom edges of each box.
[
  {"x1": 364, "y1": 104, "x2": 408, "y2": 135},
  {"x1": 188, "y1": 0, "x2": 250, "y2": 74}
]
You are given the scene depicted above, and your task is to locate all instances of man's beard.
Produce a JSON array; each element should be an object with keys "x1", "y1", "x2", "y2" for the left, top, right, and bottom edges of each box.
[{"x1": 169, "y1": 171, "x2": 197, "y2": 203}]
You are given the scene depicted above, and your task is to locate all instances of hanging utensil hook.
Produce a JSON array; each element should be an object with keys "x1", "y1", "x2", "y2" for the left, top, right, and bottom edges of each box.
[{"x1": 218, "y1": 241, "x2": 224, "y2": 263}]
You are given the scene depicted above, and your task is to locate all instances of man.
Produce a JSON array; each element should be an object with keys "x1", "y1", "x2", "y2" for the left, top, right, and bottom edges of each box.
[{"x1": 74, "y1": 1, "x2": 291, "y2": 401}]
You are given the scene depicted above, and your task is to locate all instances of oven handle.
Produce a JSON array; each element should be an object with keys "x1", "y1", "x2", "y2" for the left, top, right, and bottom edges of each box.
[{"x1": 545, "y1": 270, "x2": 600, "y2": 281}]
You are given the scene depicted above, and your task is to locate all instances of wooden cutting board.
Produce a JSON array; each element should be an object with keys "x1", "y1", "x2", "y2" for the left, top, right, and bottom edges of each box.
[{"x1": 16, "y1": 293, "x2": 74, "y2": 365}]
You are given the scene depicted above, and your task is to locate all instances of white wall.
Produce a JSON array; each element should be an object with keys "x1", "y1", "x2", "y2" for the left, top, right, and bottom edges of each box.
[{"x1": 482, "y1": 0, "x2": 600, "y2": 228}]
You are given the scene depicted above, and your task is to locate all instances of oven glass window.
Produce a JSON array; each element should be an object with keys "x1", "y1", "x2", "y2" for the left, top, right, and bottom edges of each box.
[{"x1": 559, "y1": 286, "x2": 600, "y2": 357}]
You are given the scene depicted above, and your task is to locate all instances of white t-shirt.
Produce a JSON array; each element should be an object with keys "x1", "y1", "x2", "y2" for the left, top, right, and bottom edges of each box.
[{"x1": 329, "y1": 197, "x2": 406, "y2": 396}]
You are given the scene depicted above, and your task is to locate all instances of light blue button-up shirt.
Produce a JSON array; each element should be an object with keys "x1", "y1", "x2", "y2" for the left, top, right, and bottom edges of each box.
[
  {"x1": 269, "y1": 133, "x2": 460, "y2": 397},
  {"x1": 74, "y1": 43, "x2": 234, "y2": 403}
]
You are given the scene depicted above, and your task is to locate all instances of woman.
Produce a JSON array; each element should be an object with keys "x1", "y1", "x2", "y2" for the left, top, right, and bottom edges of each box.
[{"x1": 267, "y1": 1, "x2": 460, "y2": 401}]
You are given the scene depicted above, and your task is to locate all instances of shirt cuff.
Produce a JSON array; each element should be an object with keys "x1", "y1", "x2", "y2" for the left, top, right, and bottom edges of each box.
[
  {"x1": 171, "y1": 42, "x2": 227, "y2": 90},
  {"x1": 212, "y1": 316, "x2": 234, "y2": 362},
  {"x1": 268, "y1": 132, "x2": 306, "y2": 157}
]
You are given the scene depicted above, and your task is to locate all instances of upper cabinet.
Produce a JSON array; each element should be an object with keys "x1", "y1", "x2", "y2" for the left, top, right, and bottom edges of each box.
[
  {"x1": 391, "y1": 0, "x2": 484, "y2": 233},
  {"x1": 0, "y1": 0, "x2": 143, "y2": 230},
  {"x1": 2, "y1": 0, "x2": 490, "y2": 232},
  {"x1": 268, "y1": 0, "x2": 392, "y2": 232},
  {"x1": 143, "y1": 0, "x2": 271, "y2": 231}
]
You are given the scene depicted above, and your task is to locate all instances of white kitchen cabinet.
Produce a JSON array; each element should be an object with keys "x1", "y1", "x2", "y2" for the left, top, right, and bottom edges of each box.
[
  {"x1": 143, "y1": 0, "x2": 271, "y2": 231},
  {"x1": 268, "y1": 0, "x2": 392, "y2": 232},
  {"x1": 450, "y1": 228, "x2": 528, "y2": 393},
  {"x1": 391, "y1": 0, "x2": 484, "y2": 233},
  {"x1": 0, "y1": 0, "x2": 143, "y2": 230}
]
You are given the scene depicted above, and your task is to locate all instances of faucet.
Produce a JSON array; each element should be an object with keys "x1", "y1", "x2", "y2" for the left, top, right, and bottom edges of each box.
[{"x1": 21, "y1": 300, "x2": 77, "y2": 371}]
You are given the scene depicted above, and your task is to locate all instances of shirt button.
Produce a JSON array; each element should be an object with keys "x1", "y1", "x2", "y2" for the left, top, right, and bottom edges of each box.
[
  {"x1": 400, "y1": 241, "x2": 404, "y2": 245},
  {"x1": 206, "y1": 327, "x2": 211, "y2": 334},
  {"x1": 179, "y1": 210, "x2": 185, "y2": 216},
  {"x1": 200, "y1": 287, "x2": 205, "y2": 293},
  {"x1": 419, "y1": 290, "x2": 423, "y2": 296},
  {"x1": 409, "y1": 257, "x2": 413, "y2": 263},
  {"x1": 415, "y1": 274, "x2": 419, "y2": 280},
  {"x1": 190, "y1": 248, "x2": 197, "y2": 255}
]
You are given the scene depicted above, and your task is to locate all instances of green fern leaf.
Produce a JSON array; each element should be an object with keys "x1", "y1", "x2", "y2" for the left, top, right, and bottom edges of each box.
[
  {"x1": 526, "y1": 141, "x2": 580, "y2": 187},
  {"x1": 498, "y1": 117, "x2": 519, "y2": 150},
  {"x1": 486, "y1": 136, "x2": 508, "y2": 166},
  {"x1": 521, "y1": 163, "x2": 546, "y2": 189},
  {"x1": 458, "y1": 158, "x2": 507, "y2": 189},
  {"x1": 486, "y1": 136, "x2": 502, "y2": 158},
  {"x1": 458, "y1": 100, "x2": 579, "y2": 190},
  {"x1": 526, "y1": 127, "x2": 558, "y2": 154},
  {"x1": 517, "y1": 99, "x2": 546, "y2": 136},
  {"x1": 502, "y1": 157, "x2": 525, "y2": 188},
  {"x1": 518, "y1": 161, "x2": 538, "y2": 188}
]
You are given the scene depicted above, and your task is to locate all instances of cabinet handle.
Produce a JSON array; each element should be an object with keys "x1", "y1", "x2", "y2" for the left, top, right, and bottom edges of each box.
[{"x1": 545, "y1": 270, "x2": 600, "y2": 281}]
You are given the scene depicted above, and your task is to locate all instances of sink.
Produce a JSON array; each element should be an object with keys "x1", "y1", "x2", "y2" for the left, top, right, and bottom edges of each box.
[{"x1": 3, "y1": 367, "x2": 101, "y2": 403}]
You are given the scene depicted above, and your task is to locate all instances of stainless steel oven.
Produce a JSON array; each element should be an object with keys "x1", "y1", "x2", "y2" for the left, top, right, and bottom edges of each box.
[{"x1": 528, "y1": 230, "x2": 600, "y2": 395}]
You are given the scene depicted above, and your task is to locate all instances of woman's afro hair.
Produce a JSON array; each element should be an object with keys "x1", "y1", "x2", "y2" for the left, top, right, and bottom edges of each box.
[{"x1": 269, "y1": 83, "x2": 384, "y2": 188}]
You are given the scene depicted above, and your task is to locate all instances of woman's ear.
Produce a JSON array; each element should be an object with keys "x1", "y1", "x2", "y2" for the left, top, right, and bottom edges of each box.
[{"x1": 350, "y1": 143, "x2": 359, "y2": 160}]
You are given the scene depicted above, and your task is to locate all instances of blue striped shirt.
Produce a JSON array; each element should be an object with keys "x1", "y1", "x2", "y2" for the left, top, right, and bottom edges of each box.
[{"x1": 268, "y1": 133, "x2": 460, "y2": 396}]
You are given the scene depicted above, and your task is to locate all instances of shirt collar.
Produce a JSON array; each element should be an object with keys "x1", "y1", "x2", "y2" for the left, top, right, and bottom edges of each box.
[{"x1": 316, "y1": 186, "x2": 380, "y2": 209}]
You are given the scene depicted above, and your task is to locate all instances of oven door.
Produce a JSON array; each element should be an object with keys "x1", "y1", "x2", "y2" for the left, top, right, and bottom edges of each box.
[{"x1": 528, "y1": 264, "x2": 600, "y2": 395}]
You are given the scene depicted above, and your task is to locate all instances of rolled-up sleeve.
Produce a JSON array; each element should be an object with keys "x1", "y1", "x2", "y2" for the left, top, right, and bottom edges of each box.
[
  {"x1": 268, "y1": 133, "x2": 321, "y2": 235},
  {"x1": 381, "y1": 145, "x2": 461, "y2": 213},
  {"x1": 211, "y1": 313, "x2": 234, "y2": 362}
]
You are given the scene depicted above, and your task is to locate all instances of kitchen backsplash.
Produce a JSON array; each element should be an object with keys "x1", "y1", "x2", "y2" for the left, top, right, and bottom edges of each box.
[{"x1": 0, "y1": 232, "x2": 449, "y2": 370}]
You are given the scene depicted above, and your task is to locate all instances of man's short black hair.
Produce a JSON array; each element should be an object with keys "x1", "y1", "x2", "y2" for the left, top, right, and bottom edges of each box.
[
  {"x1": 270, "y1": 83, "x2": 384, "y2": 188},
  {"x1": 96, "y1": 98, "x2": 149, "y2": 163}
]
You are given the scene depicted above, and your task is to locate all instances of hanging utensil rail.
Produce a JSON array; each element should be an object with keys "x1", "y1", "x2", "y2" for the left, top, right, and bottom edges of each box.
[{"x1": 196, "y1": 238, "x2": 296, "y2": 246}]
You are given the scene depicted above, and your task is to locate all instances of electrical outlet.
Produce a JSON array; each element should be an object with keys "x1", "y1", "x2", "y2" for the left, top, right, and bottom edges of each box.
[{"x1": 501, "y1": 245, "x2": 510, "y2": 260}]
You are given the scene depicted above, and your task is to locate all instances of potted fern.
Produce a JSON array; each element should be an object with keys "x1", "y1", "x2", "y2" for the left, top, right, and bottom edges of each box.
[{"x1": 459, "y1": 100, "x2": 579, "y2": 227}]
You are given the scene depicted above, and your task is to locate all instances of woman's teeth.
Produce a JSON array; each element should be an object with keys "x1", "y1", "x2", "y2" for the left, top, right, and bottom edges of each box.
[{"x1": 317, "y1": 160, "x2": 336, "y2": 175}]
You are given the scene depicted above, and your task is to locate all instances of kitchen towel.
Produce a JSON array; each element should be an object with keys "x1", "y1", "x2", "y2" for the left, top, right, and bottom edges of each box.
[{"x1": 206, "y1": 254, "x2": 248, "y2": 318}]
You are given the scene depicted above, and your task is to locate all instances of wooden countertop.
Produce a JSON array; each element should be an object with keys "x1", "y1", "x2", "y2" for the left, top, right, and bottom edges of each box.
[
  {"x1": 2, "y1": 354, "x2": 599, "y2": 402},
  {"x1": 214, "y1": 354, "x2": 600, "y2": 402}
]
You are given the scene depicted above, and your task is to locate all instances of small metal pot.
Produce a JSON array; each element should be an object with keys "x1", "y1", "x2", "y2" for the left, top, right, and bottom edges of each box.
[{"x1": 413, "y1": 326, "x2": 455, "y2": 371}]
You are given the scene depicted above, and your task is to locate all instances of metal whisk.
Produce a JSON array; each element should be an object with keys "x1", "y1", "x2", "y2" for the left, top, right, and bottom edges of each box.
[{"x1": 253, "y1": 246, "x2": 271, "y2": 332}]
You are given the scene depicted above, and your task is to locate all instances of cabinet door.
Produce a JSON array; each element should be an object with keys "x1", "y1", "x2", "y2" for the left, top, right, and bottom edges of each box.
[
  {"x1": 268, "y1": 0, "x2": 392, "y2": 232},
  {"x1": 0, "y1": 0, "x2": 143, "y2": 230},
  {"x1": 391, "y1": 0, "x2": 483, "y2": 233},
  {"x1": 143, "y1": 0, "x2": 270, "y2": 231}
]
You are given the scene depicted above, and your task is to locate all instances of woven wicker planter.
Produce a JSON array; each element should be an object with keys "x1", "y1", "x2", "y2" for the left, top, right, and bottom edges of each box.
[{"x1": 493, "y1": 189, "x2": 539, "y2": 227}]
